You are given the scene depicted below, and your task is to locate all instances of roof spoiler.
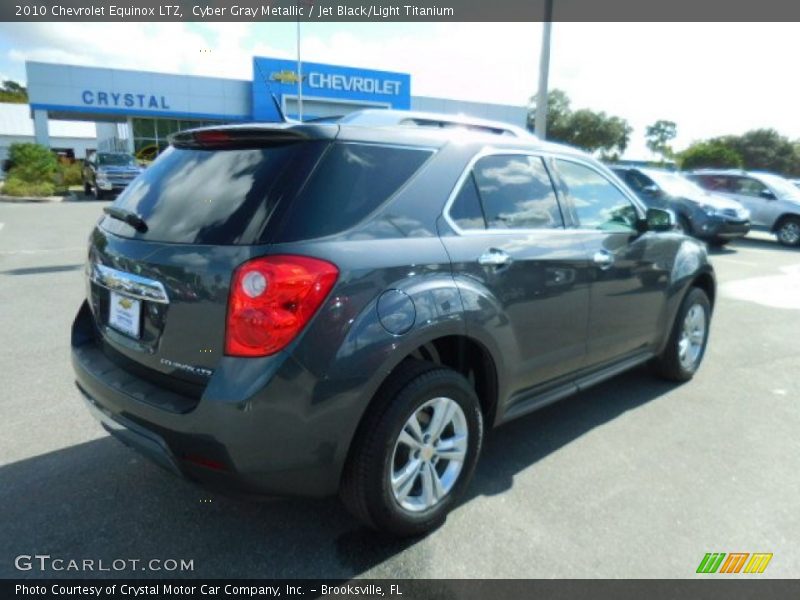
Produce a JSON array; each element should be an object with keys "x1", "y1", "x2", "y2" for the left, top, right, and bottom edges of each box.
[{"x1": 169, "y1": 126, "x2": 310, "y2": 149}]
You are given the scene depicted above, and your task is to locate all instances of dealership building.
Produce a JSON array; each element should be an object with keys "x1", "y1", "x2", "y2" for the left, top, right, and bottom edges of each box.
[{"x1": 5, "y1": 56, "x2": 526, "y2": 164}]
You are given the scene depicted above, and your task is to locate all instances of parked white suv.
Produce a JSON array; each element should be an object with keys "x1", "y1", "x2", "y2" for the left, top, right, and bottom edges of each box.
[{"x1": 686, "y1": 170, "x2": 800, "y2": 247}]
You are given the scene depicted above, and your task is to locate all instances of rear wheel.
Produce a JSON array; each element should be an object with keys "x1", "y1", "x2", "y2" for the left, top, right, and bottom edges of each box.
[
  {"x1": 340, "y1": 361, "x2": 483, "y2": 537},
  {"x1": 652, "y1": 287, "x2": 711, "y2": 382},
  {"x1": 83, "y1": 180, "x2": 91, "y2": 195},
  {"x1": 775, "y1": 217, "x2": 800, "y2": 247}
]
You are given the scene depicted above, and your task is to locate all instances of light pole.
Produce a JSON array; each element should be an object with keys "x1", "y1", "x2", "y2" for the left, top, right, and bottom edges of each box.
[
  {"x1": 534, "y1": 0, "x2": 553, "y2": 139},
  {"x1": 296, "y1": 18, "x2": 303, "y2": 121}
]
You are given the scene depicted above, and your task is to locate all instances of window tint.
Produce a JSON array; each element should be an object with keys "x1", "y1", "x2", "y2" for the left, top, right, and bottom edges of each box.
[
  {"x1": 691, "y1": 174, "x2": 733, "y2": 192},
  {"x1": 732, "y1": 176, "x2": 768, "y2": 197},
  {"x1": 275, "y1": 143, "x2": 432, "y2": 241},
  {"x1": 471, "y1": 155, "x2": 563, "y2": 229},
  {"x1": 104, "y1": 143, "x2": 327, "y2": 244},
  {"x1": 555, "y1": 160, "x2": 638, "y2": 232},
  {"x1": 449, "y1": 174, "x2": 486, "y2": 230},
  {"x1": 624, "y1": 170, "x2": 655, "y2": 192}
]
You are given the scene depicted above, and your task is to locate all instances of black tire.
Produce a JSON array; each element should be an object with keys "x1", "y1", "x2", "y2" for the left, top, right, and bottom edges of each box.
[
  {"x1": 775, "y1": 216, "x2": 800, "y2": 247},
  {"x1": 93, "y1": 183, "x2": 105, "y2": 200},
  {"x1": 651, "y1": 287, "x2": 711, "y2": 382},
  {"x1": 340, "y1": 360, "x2": 483, "y2": 537},
  {"x1": 83, "y1": 180, "x2": 91, "y2": 195},
  {"x1": 708, "y1": 238, "x2": 730, "y2": 247}
]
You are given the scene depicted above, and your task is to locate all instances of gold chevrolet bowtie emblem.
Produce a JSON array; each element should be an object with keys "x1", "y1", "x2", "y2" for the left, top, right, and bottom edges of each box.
[
  {"x1": 119, "y1": 297, "x2": 134, "y2": 309},
  {"x1": 270, "y1": 70, "x2": 305, "y2": 85}
]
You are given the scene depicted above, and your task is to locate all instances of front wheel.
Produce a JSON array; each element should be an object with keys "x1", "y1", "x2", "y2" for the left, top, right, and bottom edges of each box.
[
  {"x1": 340, "y1": 361, "x2": 483, "y2": 537},
  {"x1": 652, "y1": 287, "x2": 711, "y2": 382},
  {"x1": 775, "y1": 217, "x2": 800, "y2": 247},
  {"x1": 93, "y1": 183, "x2": 105, "y2": 200}
]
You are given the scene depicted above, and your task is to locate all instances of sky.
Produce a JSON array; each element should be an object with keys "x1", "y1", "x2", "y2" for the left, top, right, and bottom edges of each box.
[{"x1": 0, "y1": 21, "x2": 798, "y2": 157}]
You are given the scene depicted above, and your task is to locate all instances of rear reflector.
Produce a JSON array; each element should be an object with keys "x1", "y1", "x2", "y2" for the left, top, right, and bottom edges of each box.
[{"x1": 225, "y1": 255, "x2": 339, "y2": 357}]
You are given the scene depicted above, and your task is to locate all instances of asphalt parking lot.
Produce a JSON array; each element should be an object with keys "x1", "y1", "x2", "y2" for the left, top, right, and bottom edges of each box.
[{"x1": 0, "y1": 199, "x2": 798, "y2": 579}]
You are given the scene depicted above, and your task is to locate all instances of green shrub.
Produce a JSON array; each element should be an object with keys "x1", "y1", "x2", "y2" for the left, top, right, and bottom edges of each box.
[
  {"x1": 2, "y1": 176, "x2": 56, "y2": 197},
  {"x1": 57, "y1": 159, "x2": 83, "y2": 186},
  {"x1": 7, "y1": 143, "x2": 58, "y2": 184}
]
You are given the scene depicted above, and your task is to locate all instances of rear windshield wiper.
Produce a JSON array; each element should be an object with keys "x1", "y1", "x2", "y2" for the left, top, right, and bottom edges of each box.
[{"x1": 103, "y1": 206, "x2": 148, "y2": 233}]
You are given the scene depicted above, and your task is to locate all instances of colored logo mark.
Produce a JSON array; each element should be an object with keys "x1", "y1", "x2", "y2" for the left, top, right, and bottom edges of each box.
[{"x1": 697, "y1": 552, "x2": 773, "y2": 574}]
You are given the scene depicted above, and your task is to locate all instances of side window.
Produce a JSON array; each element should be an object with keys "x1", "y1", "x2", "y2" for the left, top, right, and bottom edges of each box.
[
  {"x1": 733, "y1": 177, "x2": 768, "y2": 197},
  {"x1": 471, "y1": 155, "x2": 563, "y2": 230},
  {"x1": 449, "y1": 174, "x2": 486, "y2": 230},
  {"x1": 555, "y1": 159, "x2": 639, "y2": 232}
]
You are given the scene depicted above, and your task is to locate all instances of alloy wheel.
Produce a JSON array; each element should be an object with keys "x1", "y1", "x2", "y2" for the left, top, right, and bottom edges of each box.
[
  {"x1": 390, "y1": 397, "x2": 468, "y2": 512},
  {"x1": 778, "y1": 221, "x2": 800, "y2": 245},
  {"x1": 678, "y1": 304, "x2": 707, "y2": 370}
]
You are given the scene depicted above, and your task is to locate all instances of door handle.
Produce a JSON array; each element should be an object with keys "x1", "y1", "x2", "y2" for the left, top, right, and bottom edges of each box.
[
  {"x1": 593, "y1": 250, "x2": 615, "y2": 270},
  {"x1": 478, "y1": 248, "x2": 512, "y2": 267}
]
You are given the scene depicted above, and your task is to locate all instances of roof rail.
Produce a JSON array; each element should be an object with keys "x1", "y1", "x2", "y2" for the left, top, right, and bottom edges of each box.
[{"x1": 338, "y1": 109, "x2": 534, "y2": 138}]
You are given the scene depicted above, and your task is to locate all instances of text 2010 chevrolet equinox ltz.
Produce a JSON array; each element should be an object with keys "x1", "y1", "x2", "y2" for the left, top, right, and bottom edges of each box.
[{"x1": 72, "y1": 110, "x2": 715, "y2": 536}]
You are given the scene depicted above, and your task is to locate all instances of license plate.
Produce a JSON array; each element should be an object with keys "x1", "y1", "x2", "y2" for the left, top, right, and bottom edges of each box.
[{"x1": 109, "y1": 291, "x2": 141, "y2": 338}]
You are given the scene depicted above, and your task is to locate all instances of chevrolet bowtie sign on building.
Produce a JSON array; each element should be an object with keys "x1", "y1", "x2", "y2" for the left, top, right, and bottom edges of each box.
[{"x1": 253, "y1": 57, "x2": 411, "y2": 121}]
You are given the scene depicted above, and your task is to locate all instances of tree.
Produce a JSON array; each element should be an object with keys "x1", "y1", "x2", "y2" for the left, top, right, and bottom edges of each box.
[
  {"x1": 679, "y1": 140, "x2": 743, "y2": 170},
  {"x1": 528, "y1": 89, "x2": 632, "y2": 158},
  {"x1": 0, "y1": 80, "x2": 28, "y2": 103},
  {"x1": 645, "y1": 120, "x2": 677, "y2": 161},
  {"x1": 723, "y1": 129, "x2": 800, "y2": 175}
]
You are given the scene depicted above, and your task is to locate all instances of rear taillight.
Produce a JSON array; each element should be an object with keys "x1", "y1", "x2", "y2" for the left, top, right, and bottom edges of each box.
[{"x1": 225, "y1": 255, "x2": 339, "y2": 357}]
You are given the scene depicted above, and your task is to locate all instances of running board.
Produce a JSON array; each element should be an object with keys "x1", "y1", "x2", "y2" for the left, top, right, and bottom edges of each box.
[{"x1": 501, "y1": 351, "x2": 654, "y2": 423}]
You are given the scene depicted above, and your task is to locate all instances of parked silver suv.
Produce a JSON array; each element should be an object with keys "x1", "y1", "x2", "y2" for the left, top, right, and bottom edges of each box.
[{"x1": 686, "y1": 169, "x2": 800, "y2": 247}]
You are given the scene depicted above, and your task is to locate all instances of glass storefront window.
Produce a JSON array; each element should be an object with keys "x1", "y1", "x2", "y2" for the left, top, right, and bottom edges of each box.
[{"x1": 132, "y1": 117, "x2": 225, "y2": 161}]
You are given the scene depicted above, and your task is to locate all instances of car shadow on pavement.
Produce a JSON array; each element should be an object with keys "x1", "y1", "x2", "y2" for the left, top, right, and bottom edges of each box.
[
  {"x1": 1, "y1": 264, "x2": 83, "y2": 276},
  {"x1": 0, "y1": 367, "x2": 674, "y2": 579},
  {"x1": 732, "y1": 236, "x2": 794, "y2": 253}
]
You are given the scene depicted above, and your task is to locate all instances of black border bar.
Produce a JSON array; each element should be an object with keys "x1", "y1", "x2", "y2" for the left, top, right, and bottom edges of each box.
[{"x1": 4, "y1": 580, "x2": 800, "y2": 600}]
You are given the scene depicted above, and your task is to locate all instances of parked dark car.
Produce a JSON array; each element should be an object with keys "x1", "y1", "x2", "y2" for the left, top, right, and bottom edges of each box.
[
  {"x1": 82, "y1": 151, "x2": 144, "y2": 199},
  {"x1": 686, "y1": 169, "x2": 800, "y2": 247},
  {"x1": 72, "y1": 110, "x2": 716, "y2": 536},
  {"x1": 611, "y1": 166, "x2": 750, "y2": 245}
]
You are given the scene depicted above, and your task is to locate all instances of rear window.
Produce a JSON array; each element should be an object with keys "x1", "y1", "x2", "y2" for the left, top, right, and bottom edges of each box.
[
  {"x1": 102, "y1": 141, "x2": 431, "y2": 245},
  {"x1": 102, "y1": 143, "x2": 326, "y2": 245}
]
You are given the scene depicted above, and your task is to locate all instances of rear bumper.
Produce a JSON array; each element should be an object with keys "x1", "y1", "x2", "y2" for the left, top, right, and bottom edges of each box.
[{"x1": 71, "y1": 301, "x2": 354, "y2": 498}]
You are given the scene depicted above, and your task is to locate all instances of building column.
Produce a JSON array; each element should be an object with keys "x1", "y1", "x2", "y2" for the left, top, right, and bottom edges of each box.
[
  {"x1": 126, "y1": 117, "x2": 135, "y2": 154},
  {"x1": 32, "y1": 109, "x2": 50, "y2": 147}
]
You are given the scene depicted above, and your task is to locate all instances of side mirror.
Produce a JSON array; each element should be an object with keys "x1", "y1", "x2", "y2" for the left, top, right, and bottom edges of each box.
[
  {"x1": 760, "y1": 189, "x2": 776, "y2": 200},
  {"x1": 638, "y1": 207, "x2": 675, "y2": 233}
]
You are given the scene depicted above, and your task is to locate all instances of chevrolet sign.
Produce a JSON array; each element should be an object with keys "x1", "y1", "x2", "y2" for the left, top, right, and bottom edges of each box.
[
  {"x1": 270, "y1": 70, "x2": 305, "y2": 85},
  {"x1": 307, "y1": 72, "x2": 403, "y2": 96}
]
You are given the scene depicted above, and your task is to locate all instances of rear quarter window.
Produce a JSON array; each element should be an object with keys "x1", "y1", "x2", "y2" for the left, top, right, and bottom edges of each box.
[{"x1": 272, "y1": 143, "x2": 433, "y2": 242}]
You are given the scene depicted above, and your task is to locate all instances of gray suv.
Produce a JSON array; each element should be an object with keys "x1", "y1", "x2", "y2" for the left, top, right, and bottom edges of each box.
[
  {"x1": 71, "y1": 110, "x2": 716, "y2": 536},
  {"x1": 611, "y1": 166, "x2": 750, "y2": 245},
  {"x1": 686, "y1": 169, "x2": 800, "y2": 247}
]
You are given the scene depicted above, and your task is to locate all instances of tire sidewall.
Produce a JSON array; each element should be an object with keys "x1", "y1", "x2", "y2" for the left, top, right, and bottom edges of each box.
[{"x1": 370, "y1": 370, "x2": 483, "y2": 534}]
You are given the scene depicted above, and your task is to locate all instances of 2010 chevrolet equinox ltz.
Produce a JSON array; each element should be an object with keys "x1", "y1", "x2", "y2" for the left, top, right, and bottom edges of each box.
[{"x1": 72, "y1": 110, "x2": 716, "y2": 536}]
